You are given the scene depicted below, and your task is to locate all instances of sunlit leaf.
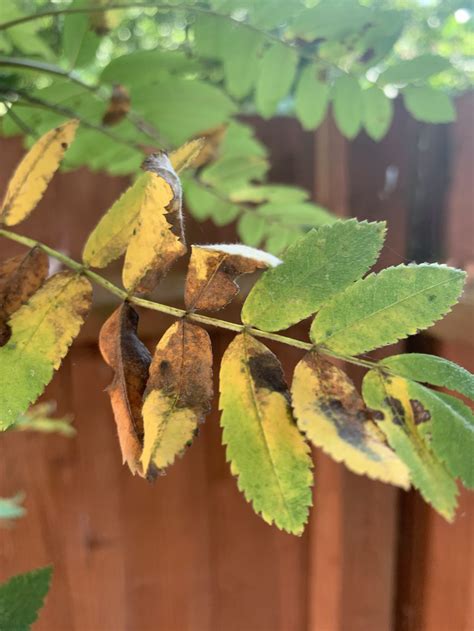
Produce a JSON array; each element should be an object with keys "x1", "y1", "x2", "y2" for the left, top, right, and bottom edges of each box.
[
  {"x1": 403, "y1": 86, "x2": 456, "y2": 123},
  {"x1": 379, "y1": 54, "x2": 451, "y2": 85},
  {"x1": 0, "y1": 120, "x2": 78, "y2": 226},
  {"x1": 185, "y1": 244, "x2": 281, "y2": 311},
  {"x1": 169, "y1": 138, "x2": 206, "y2": 173},
  {"x1": 332, "y1": 75, "x2": 363, "y2": 139},
  {"x1": 363, "y1": 371, "x2": 458, "y2": 521},
  {"x1": 122, "y1": 153, "x2": 186, "y2": 293},
  {"x1": 0, "y1": 272, "x2": 92, "y2": 430},
  {"x1": 221, "y1": 25, "x2": 264, "y2": 99},
  {"x1": 219, "y1": 333, "x2": 313, "y2": 535},
  {"x1": 311, "y1": 264, "x2": 466, "y2": 356},
  {"x1": 362, "y1": 86, "x2": 393, "y2": 141},
  {"x1": 294, "y1": 65, "x2": 329, "y2": 131},
  {"x1": 242, "y1": 219, "x2": 385, "y2": 332},
  {"x1": 141, "y1": 321, "x2": 213, "y2": 476},
  {"x1": 292, "y1": 352, "x2": 410, "y2": 487},
  {"x1": 99, "y1": 303, "x2": 151, "y2": 476}
]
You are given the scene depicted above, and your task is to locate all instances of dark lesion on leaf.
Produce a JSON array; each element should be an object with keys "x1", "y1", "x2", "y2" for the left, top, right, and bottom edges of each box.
[
  {"x1": 410, "y1": 399, "x2": 431, "y2": 424},
  {"x1": 249, "y1": 352, "x2": 288, "y2": 397},
  {"x1": 384, "y1": 396, "x2": 405, "y2": 425}
]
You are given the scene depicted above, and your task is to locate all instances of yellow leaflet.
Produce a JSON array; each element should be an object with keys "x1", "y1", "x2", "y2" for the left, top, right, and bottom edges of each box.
[
  {"x1": 219, "y1": 333, "x2": 313, "y2": 535},
  {"x1": 169, "y1": 138, "x2": 206, "y2": 173},
  {"x1": 291, "y1": 353, "x2": 410, "y2": 488},
  {"x1": 0, "y1": 120, "x2": 78, "y2": 226},
  {"x1": 122, "y1": 174, "x2": 186, "y2": 293},
  {"x1": 0, "y1": 272, "x2": 92, "y2": 429},
  {"x1": 82, "y1": 171, "x2": 152, "y2": 268},
  {"x1": 140, "y1": 321, "x2": 213, "y2": 476}
]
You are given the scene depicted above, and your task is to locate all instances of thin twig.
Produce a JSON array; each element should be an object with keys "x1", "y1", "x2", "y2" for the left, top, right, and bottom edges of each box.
[{"x1": 0, "y1": 227, "x2": 379, "y2": 371}]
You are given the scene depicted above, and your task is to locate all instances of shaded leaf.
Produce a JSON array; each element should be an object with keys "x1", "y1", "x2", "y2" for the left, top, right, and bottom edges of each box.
[
  {"x1": 221, "y1": 25, "x2": 264, "y2": 99},
  {"x1": 294, "y1": 65, "x2": 329, "y2": 131},
  {"x1": 311, "y1": 264, "x2": 466, "y2": 356},
  {"x1": 0, "y1": 566, "x2": 52, "y2": 631},
  {"x1": 62, "y1": 0, "x2": 101, "y2": 69},
  {"x1": 230, "y1": 184, "x2": 309, "y2": 204},
  {"x1": 10, "y1": 402, "x2": 75, "y2": 437},
  {"x1": 219, "y1": 333, "x2": 313, "y2": 535},
  {"x1": 0, "y1": 248, "x2": 49, "y2": 346},
  {"x1": 293, "y1": 1, "x2": 372, "y2": 41},
  {"x1": 292, "y1": 353, "x2": 410, "y2": 487},
  {"x1": 0, "y1": 272, "x2": 92, "y2": 430},
  {"x1": 99, "y1": 303, "x2": 151, "y2": 476},
  {"x1": 403, "y1": 86, "x2": 455, "y2": 123},
  {"x1": 332, "y1": 75, "x2": 363, "y2": 139},
  {"x1": 185, "y1": 244, "x2": 281, "y2": 311},
  {"x1": 255, "y1": 43, "x2": 298, "y2": 118},
  {"x1": 141, "y1": 321, "x2": 213, "y2": 476},
  {"x1": 237, "y1": 213, "x2": 267, "y2": 247},
  {"x1": 379, "y1": 54, "x2": 451, "y2": 85},
  {"x1": 0, "y1": 120, "x2": 78, "y2": 226},
  {"x1": 257, "y1": 201, "x2": 336, "y2": 227},
  {"x1": 122, "y1": 153, "x2": 186, "y2": 293},
  {"x1": 242, "y1": 219, "x2": 385, "y2": 332},
  {"x1": 362, "y1": 371, "x2": 458, "y2": 521},
  {"x1": 362, "y1": 86, "x2": 394, "y2": 141},
  {"x1": 382, "y1": 353, "x2": 474, "y2": 401}
]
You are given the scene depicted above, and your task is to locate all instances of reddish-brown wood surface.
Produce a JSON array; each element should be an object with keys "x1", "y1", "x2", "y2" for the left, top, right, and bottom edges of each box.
[{"x1": 0, "y1": 102, "x2": 472, "y2": 630}]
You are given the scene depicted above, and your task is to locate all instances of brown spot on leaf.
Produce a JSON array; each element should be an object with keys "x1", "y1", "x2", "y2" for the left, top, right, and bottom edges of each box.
[
  {"x1": 248, "y1": 352, "x2": 288, "y2": 397},
  {"x1": 384, "y1": 396, "x2": 405, "y2": 425},
  {"x1": 410, "y1": 399, "x2": 431, "y2": 424},
  {"x1": 0, "y1": 247, "x2": 49, "y2": 347},
  {"x1": 99, "y1": 303, "x2": 151, "y2": 476},
  {"x1": 102, "y1": 84, "x2": 131, "y2": 127}
]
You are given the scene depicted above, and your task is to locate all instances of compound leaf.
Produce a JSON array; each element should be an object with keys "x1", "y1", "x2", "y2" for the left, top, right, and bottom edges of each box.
[
  {"x1": 242, "y1": 219, "x2": 385, "y2": 332},
  {"x1": 0, "y1": 566, "x2": 52, "y2": 631},
  {"x1": 140, "y1": 321, "x2": 213, "y2": 476},
  {"x1": 0, "y1": 272, "x2": 92, "y2": 430},
  {"x1": 219, "y1": 333, "x2": 313, "y2": 535},
  {"x1": 382, "y1": 353, "x2": 474, "y2": 401},
  {"x1": 122, "y1": 153, "x2": 186, "y2": 293},
  {"x1": 99, "y1": 303, "x2": 151, "y2": 477},
  {"x1": 0, "y1": 247, "x2": 49, "y2": 346},
  {"x1": 185, "y1": 244, "x2": 281, "y2": 311},
  {"x1": 362, "y1": 371, "x2": 458, "y2": 521},
  {"x1": 311, "y1": 264, "x2": 466, "y2": 356},
  {"x1": 292, "y1": 352, "x2": 410, "y2": 487},
  {"x1": 0, "y1": 120, "x2": 78, "y2": 226},
  {"x1": 255, "y1": 43, "x2": 297, "y2": 118}
]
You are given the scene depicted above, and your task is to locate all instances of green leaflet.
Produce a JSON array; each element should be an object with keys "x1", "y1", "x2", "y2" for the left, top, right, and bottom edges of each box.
[
  {"x1": 0, "y1": 566, "x2": 52, "y2": 631},
  {"x1": 428, "y1": 391, "x2": 474, "y2": 489},
  {"x1": 294, "y1": 65, "x2": 330, "y2": 131},
  {"x1": 201, "y1": 154, "x2": 268, "y2": 195},
  {"x1": 255, "y1": 43, "x2": 298, "y2": 118},
  {"x1": 0, "y1": 494, "x2": 26, "y2": 521},
  {"x1": 311, "y1": 264, "x2": 466, "y2": 356},
  {"x1": 0, "y1": 272, "x2": 92, "y2": 429},
  {"x1": 379, "y1": 54, "x2": 451, "y2": 85},
  {"x1": 382, "y1": 353, "x2": 474, "y2": 401},
  {"x1": 362, "y1": 87, "x2": 394, "y2": 141},
  {"x1": 237, "y1": 213, "x2": 267, "y2": 247},
  {"x1": 332, "y1": 75, "x2": 363, "y2": 139},
  {"x1": 362, "y1": 371, "x2": 458, "y2": 521},
  {"x1": 62, "y1": 0, "x2": 100, "y2": 69},
  {"x1": 221, "y1": 25, "x2": 264, "y2": 99},
  {"x1": 242, "y1": 219, "x2": 386, "y2": 332},
  {"x1": 219, "y1": 333, "x2": 313, "y2": 535},
  {"x1": 403, "y1": 86, "x2": 456, "y2": 124},
  {"x1": 293, "y1": 1, "x2": 371, "y2": 41}
]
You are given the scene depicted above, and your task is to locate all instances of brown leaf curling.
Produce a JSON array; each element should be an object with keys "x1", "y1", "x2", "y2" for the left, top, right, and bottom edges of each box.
[
  {"x1": 99, "y1": 302, "x2": 151, "y2": 477},
  {"x1": 0, "y1": 247, "x2": 49, "y2": 346},
  {"x1": 102, "y1": 84, "x2": 131, "y2": 127},
  {"x1": 142, "y1": 320, "x2": 213, "y2": 472},
  {"x1": 301, "y1": 352, "x2": 387, "y2": 446},
  {"x1": 184, "y1": 246, "x2": 270, "y2": 311}
]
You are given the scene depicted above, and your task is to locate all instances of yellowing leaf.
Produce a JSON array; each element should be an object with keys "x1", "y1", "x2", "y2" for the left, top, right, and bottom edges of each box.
[
  {"x1": 291, "y1": 353, "x2": 409, "y2": 488},
  {"x1": 140, "y1": 320, "x2": 213, "y2": 476},
  {"x1": 169, "y1": 138, "x2": 206, "y2": 173},
  {"x1": 0, "y1": 248, "x2": 49, "y2": 346},
  {"x1": 99, "y1": 303, "x2": 151, "y2": 476},
  {"x1": 184, "y1": 244, "x2": 281, "y2": 311},
  {"x1": 362, "y1": 371, "x2": 458, "y2": 521},
  {"x1": 82, "y1": 171, "x2": 154, "y2": 268},
  {"x1": 0, "y1": 120, "x2": 78, "y2": 226},
  {"x1": 0, "y1": 272, "x2": 92, "y2": 429},
  {"x1": 122, "y1": 153, "x2": 186, "y2": 293},
  {"x1": 219, "y1": 333, "x2": 313, "y2": 535}
]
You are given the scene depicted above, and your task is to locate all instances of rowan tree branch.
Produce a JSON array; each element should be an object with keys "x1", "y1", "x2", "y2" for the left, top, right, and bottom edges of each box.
[{"x1": 0, "y1": 227, "x2": 380, "y2": 371}]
